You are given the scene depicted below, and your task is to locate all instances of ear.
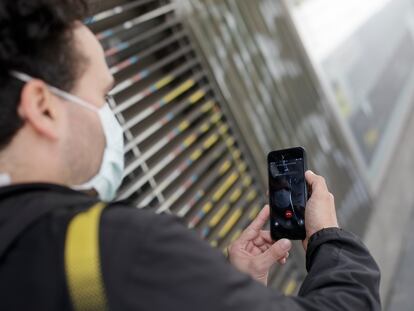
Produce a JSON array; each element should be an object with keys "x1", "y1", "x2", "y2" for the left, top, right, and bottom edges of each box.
[{"x1": 17, "y1": 80, "x2": 60, "y2": 140}]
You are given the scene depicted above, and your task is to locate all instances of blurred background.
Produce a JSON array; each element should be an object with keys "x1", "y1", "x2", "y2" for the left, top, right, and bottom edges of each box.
[{"x1": 87, "y1": 0, "x2": 414, "y2": 309}]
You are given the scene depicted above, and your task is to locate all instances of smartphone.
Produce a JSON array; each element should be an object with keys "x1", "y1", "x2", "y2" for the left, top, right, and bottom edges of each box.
[{"x1": 268, "y1": 147, "x2": 308, "y2": 240}]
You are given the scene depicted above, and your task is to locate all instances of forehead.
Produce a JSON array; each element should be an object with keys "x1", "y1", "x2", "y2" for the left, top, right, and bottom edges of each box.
[{"x1": 72, "y1": 24, "x2": 113, "y2": 91}]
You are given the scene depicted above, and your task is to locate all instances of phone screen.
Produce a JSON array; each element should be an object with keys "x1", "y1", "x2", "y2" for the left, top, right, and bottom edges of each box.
[{"x1": 268, "y1": 148, "x2": 306, "y2": 239}]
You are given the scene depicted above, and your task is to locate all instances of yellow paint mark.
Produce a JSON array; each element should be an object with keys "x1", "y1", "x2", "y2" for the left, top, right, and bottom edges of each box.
[
  {"x1": 334, "y1": 86, "x2": 352, "y2": 119},
  {"x1": 249, "y1": 205, "x2": 261, "y2": 219},
  {"x1": 183, "y1": 135, "x2": 196, "y2": 147},
  {"x1": 189, "y1": 90, "x2": 206, "y2": 103},
  {"x1": 190, "y1": 149, "x2": 203, "y2": 161},
  {"x1": 364, "y1": 128, "x2": 379, "y2": 148},
  {"x1": 209, "y1": 204, "x2": 230, "y2": 227},
  {"x1": 201, "y1": 100, "x2": 214, "y2": 112},
  {"x1": 230, "y1": 230, "x2": 242, "y2": 242},
  {"x1": 284, "y1": 279, "x2": 297, "y2": 296},
  {"x1": 200, "y1": 122, "x2": 210, "y2": 133},
  {"x1": 202, "y1": 202, "x2": 213, "y2": 213},
  {"x1": 210, "y1": 240, "x2": 218, "y2": 248},
  {"x1": 247, "y1": 190, "x2": 257, "y2": 202},
  {"x1": 163, "y1": 79, "x2": 195, "y2": 103},
  {"x1": 238, "y1": 162, "x2": 247, "y2": 172},
  {"x1": 230, "y1": 188, "x2": 242, "y2": 203},
  {"x1": 219, "y1": 209, "x2": 243, "y2": 238},
  {"x1": 219, "y1": 124, "x2": 229, "y2": 134},
  {"x1": 178, "y1": 120, "x2": 190, "y2": 131},
  {"x1": 211, "y1": 113, "x2": 222, "y2": 123},
  {"x1": 222, "y1": 248, "x2": 228, "y2": 257},
  {"x1": 203, "y1": 134, "x2": 219, "y2": 149},
  {"x1": 232, "y1": 150, "x2": 241, "y2": 159},
  {"x1": 226, "y1": 137, "x2": 235, "y2": 146},
  {"x1": 219, "y1": 161, "x2": 231, "y2": 175},
  {"x1": 155, "y1": 75, "x2": 173, "y2": 89},
  {"x1": 243, "y1": 176, "x2": 252, "y2": 186},
  {"x1": 213, "y1": 172, "x2": 238, "y2": 202}
]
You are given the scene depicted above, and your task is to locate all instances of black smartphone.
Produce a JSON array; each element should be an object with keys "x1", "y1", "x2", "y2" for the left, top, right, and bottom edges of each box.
[{"x1": 268, "y1": 147, "x2": 308, "y2": 240}]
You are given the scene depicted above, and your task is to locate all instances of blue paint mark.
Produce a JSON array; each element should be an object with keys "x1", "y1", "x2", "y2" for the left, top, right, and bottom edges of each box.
[
  {"x1": 167, "y1": 113, "x2": 174, "y2": 121},
  {"x1": 140, "y1": 69, "x2": 149, "y2": 78},
  {"x1": 101, "y1": 29, "x2": 113, "y2": 39}
]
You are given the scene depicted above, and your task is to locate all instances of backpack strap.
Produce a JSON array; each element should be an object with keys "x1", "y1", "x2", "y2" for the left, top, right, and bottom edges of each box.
[{"x1": 65, "y1": 202, "x2": 108, "y2": 311}]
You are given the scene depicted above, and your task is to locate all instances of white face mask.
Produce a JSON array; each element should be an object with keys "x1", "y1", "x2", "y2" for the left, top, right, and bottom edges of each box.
[{"x1": 10, "y1": 71, "x2": 125, "y2": 201}]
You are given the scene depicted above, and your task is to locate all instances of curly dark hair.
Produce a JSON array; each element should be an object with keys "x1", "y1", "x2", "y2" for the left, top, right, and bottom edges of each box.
[{"x1": 0, "y1": 0, "x2": 89, "y2": 150}]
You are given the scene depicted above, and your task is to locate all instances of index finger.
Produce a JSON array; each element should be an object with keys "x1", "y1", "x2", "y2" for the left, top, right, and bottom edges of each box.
[{"x1": 239, "y1": 205, "x2": 270, "y2": 241}]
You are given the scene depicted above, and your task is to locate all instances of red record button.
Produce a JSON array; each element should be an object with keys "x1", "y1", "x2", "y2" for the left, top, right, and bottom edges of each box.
[{"x1": 285, "y1": 210, "x2": 293, "y2": 219}]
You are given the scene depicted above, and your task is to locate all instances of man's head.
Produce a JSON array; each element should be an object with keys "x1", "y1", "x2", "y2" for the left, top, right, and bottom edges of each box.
[{"x1": 0, "y1": 0, "x2": 116, "y2": 187}]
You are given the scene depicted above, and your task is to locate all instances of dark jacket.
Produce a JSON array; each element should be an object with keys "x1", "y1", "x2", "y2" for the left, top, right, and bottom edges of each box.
[{"x1": 0, "y1": 183, "x2": 381, "y2": 310}]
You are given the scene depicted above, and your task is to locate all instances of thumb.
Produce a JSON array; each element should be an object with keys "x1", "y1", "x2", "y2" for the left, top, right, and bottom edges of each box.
[{"x1": 257, "y1": 239, "x2": 292, "y2": 270}]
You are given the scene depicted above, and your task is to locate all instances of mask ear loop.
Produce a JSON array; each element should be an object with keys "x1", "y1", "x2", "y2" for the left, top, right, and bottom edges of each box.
[{"x1": 9, "y1": 70, "x2": 99, "y2": 113}]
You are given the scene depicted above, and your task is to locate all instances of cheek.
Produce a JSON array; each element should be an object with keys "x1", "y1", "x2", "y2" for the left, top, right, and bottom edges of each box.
[
  {"x1": 65, "y1": 108, "x2": 105, "y2": 163},
  {"x1": 88, "y1": 113, "x2": 106, "y2": 161},
  {"x1": 58, "y1": 108, "x2": 72, "y2": 139}
]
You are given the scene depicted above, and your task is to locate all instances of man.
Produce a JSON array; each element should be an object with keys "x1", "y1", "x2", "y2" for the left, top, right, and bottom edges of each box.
[{"x1": 0, "y1": 0, "x2": 380, "y2": 310}]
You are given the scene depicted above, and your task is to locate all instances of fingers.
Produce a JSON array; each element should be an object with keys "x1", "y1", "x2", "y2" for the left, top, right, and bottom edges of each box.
[
  {"x1": 278, "y1": 252, "x2": 289, "y2": 265},
  {"x1": 305, "y1": 170, "x2": 329, "y2": 197},
  {"x1": 247, "y1": 205, "x2": 270, "y2": 232},
  {"x1": 252, "y1": 231, "x2": 273, "y2": 246},
  {"x1": 256, "y1": 239, "x2": 292, "y2": 270},
  {"x1": 253, "y1": 236, "x2": 268, "y2": 247},
  {"x1": 260, "y1": 230, "x2": 273, "y2": 243},
  {"x1": 239, "y1": 205, "x2": 270, "y2": 241},
  {"x1": 258, "y1": 244, "x2": 270, "y2": 252},
  {"x1": 254, "y1": 232, "x2": 290, "y2": 264},
  {"x1": 304, "y1": 171, "x2": 338, "y2": 239}
]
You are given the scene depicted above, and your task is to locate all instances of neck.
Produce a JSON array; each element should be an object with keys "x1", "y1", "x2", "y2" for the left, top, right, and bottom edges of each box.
[{"x1": 0, "y1": 142, "x2": 65, "y2": 187}]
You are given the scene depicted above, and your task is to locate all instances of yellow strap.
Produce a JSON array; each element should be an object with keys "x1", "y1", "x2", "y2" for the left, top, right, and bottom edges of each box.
[{"x1": 65, "y1": 202, "x2": 107, "y2": 311}]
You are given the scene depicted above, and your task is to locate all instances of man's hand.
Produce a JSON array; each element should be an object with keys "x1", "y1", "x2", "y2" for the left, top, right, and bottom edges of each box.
[
  {"x1": 303, "y1": 170, "x2": 339, "y2": 250},
  {"x1": 227, "y1": 205, "x2": 292, "y2": 286}
]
